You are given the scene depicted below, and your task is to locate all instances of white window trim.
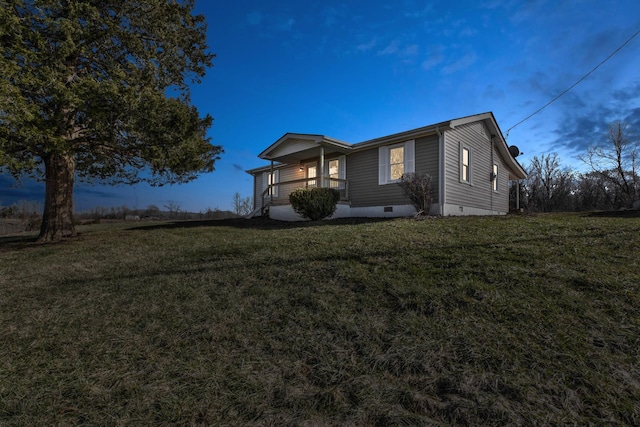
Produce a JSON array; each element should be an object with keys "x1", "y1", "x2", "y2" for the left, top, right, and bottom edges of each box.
[
  {"x1": 459, "y1": 142, "x2": 473, "y2": 185},
  {"x1": 378, "y1": 140, "x2": 415, "y2": 185}
]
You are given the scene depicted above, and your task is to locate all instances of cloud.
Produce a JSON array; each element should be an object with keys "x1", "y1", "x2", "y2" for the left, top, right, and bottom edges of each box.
[
  {"x1": 377, "y1": 40, "x2": 419, "y2": 58},
  {"x1": 611, "y1": 82, "x2": 640, "y2": 103},
  {"x1": 357, "y1": 38, "x2": 377, "y2": 52},
  {"x1": 0, "y1": 176, "x2": 43, "y2": 205},
  {"x1": 246, "y1": 11, "x2": 263, "y2": 26},
  {"x1": 441, "y1": 52, "x2": 477, "y2": 74},
  {"x1": 404, "y1": 3, "x2": 435, "y2": 19},
  {"x1": 275, "y1": 17, "x2": 295, "y2": 32},
  {"x1": 623, "y1": 107, "x2": 640, "y2": 130},
  {"x1": 459, "y1": 27, "x2": 477, "y2": 37},
  {"x1": 421, "y1": 45, "x2": 444, "y2": 70},
  {"x1": 483, "y1": 84, "x2": 505, "y2": 102},
  {"x1": 378, "y1": 40, "x2": 399, "y2": 56},
  {"x1": 322, "y1": 5, "x2": 349, "y2": 28},
  {"x1": 546, "y1": 76, "x2": 640, "y2": 155},
  {"x1": 551, "y1": 103, "x2": 640, "y2": 154},
  {"x1": 75, "y1": 186, "x2": 119, "y2": 198},
  {"x1": 402, "y1": 44, "x2": 419, "y2": 56},
  {"x1": 245, "y1": 10, "x2": 295, "y2": 36},
  {"x1": 553, "y1": 114, "x2": 609, "y2": 154}
]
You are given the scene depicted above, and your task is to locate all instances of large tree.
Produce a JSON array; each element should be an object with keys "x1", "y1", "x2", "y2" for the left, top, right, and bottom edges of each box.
[{"x1": 0, "y1": 0, "x2": 222, "y2": 242}]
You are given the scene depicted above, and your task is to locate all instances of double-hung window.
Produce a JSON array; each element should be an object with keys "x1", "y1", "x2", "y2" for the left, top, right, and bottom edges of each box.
[
  {"x1": 378, "y1": 140, "x2": 415, "y2": 185},
  {"x1": 492, "y1": 164, "x2": 498, "y2": 192},
  {"x1": 328, "y1": 159, "x2": 339, "y2": 187},
  {"x1": 263, "y1": 170, "x2": 279, "y2": 197},
  {"x1": 460, "y1": 143, "x2": 472, "y2": 184},
  {"x1": 324, "y1": 155, "x2": 346, "y2": 189}
]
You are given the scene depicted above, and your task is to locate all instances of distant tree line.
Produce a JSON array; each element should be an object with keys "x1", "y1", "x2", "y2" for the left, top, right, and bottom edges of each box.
[
  {"x1": 0, "y1": 200, "x2": 43, "y2": 220},
  {"x1": 1, "y1": 192, "x2": 254, "y2": 226},
  {"x1": 73, "y1": 204, "x2": 239, "y2": 221},
  {"x1": 511, "y1": 121, "x2": 639, "y2": 213},
  {"x1": 0, "y1": 202, "x2": 240, "y2": 232}
]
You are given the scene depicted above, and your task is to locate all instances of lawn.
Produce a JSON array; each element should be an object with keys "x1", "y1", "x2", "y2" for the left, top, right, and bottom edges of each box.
[{"x1": 1, "y1": 213, "x2": 639, "y2": 425}]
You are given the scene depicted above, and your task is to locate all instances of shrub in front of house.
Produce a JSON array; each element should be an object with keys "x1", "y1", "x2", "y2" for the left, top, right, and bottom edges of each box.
[
  {"x1": 289, "y1": 187, "x2": 341, "y2": 221},
  {"x1": 399, "y1": 172, "x2": 434, "y2": 215}
]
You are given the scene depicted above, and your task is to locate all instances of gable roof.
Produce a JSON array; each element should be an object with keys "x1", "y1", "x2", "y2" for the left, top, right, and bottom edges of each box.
[
  {"x1": 258, "y1": 133, "x2": 352, "y2": 164},
  {"x1": 249, "y1": 112, "x2": 526, "y2": 179},
  {"x1": 453, "y1": 112, "x2": 526, "y2": 180}
]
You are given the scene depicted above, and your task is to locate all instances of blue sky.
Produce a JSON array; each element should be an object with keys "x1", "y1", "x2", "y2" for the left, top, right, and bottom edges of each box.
[{"x1": 2, "y1": 0, "x2": 640, "y2": 213}]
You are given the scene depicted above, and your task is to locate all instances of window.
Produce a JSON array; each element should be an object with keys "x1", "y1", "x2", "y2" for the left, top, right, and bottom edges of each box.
[
  {"x1": 306, "y1": 163, "x2": 317, "y2": 188},
  {"x1": 389, "y1": 146, "x2": 404, "y2": 180},
  {"x1": 263, "y1": 170, "x2": 279, "y2": 197},
  {"x1": 492, "y1": 164, "x2": 498, "y2": 192},
  {"x1": 325, "y1": 156, "x2": 346, "y2": 189},
  {"x1": 460, "y1": 143, "x2": 472, "y2": 184},
  {"x1": 378, "y1": 140, "x2": 415, "y2": 185},
  {"x1": 328, "y1": 159, "x2": 339, "y2": 188}
]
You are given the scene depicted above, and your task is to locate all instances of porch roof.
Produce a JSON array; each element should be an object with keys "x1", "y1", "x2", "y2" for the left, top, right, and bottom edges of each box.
[{"x1": 258, "y1": 133, "x2": 353, "y2": 164}]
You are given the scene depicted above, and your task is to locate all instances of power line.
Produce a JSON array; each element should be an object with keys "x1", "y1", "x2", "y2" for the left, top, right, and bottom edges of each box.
[{"x1": 506, "y1": 28, "x2": 640, "y2": 139}]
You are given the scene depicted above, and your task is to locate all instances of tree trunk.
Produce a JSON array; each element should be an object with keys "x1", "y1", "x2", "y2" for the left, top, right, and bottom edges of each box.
[{"x1": 38, "y1": 152, "x2": 76, "y2": 242}]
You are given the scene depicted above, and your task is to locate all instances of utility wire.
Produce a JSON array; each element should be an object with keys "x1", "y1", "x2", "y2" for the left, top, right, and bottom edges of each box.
[{"x1": 506, "y1": 28, "x2": 640, "y2": 139}]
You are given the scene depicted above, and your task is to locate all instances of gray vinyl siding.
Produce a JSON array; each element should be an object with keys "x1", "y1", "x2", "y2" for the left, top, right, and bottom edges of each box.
[
  {"x1": 492, "y1": 152, "x2": 510, "y2": 209},
  {"x1": 348, "y1": 135, "x2": 439, "y2": 207},
  {"x1": 253, "y1": 174, "x2": 263, "y2": 210},
  {"x1": 275, "y1": 165, "x2": 303, "y2": 204},
  {"x1": 415, "y1": 134, "x2": 440, "y2": 205},
  {"x1": 443, "y1": 121, "x2": 509, "y2": 212},
  {"x1": 252, "y1": 165, "x2": 301, "y2": 209}
]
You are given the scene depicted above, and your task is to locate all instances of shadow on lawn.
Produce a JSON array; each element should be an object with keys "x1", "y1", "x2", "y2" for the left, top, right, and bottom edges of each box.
[
  {"x1": 0, "y1": 217, "x2": 397, "y2": 249},
  {"x1": 129, "y1": 216, "x2": 396, "y2": 232},
  {"x1": 585, "y1": 210, "x2": 640, "y2": 218}
]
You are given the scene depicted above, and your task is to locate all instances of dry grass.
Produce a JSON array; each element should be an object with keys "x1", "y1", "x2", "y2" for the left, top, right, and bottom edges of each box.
[{"x1": 1, "y1": 213, "x2": 639, "y2": 425}]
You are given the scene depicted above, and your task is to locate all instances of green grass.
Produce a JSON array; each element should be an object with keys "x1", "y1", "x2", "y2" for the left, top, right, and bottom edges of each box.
[{"x1": 1, "y1": 213, "x2": 639, "y2": 425}]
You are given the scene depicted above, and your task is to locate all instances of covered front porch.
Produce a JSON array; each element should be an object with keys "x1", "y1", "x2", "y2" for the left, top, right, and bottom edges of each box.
[{"x1": 252, "y1": 133, "x2": 354, "y2": 217}]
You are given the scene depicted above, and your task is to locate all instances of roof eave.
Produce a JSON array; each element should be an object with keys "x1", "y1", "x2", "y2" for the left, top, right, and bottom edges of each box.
[
  {"x1": 353, "y1": 121, "x2": 453, "y2": 151},
  {"x1": 258, "y1": 133, "x2": 352, "y2": 161}
]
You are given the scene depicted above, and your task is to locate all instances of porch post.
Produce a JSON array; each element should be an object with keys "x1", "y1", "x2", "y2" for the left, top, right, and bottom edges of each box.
[{"x1": 319, "y1": 146, "x2": 325, "y2": 188}]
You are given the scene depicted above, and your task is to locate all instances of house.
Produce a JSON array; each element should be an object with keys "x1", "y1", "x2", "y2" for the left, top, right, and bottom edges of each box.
[{"x1": 246, "y1": 112, "x2": 527, "y2": 220}]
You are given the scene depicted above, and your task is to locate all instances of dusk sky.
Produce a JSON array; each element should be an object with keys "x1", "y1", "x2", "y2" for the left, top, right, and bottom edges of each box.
[{"x1": 2, "y1": 0, "x2": 640, "y2": 213}]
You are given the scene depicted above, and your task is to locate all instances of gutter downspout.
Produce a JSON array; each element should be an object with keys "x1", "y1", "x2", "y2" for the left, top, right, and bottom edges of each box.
[{"x1": 436, "y1": 126, "x2": 444, "y2": 216}]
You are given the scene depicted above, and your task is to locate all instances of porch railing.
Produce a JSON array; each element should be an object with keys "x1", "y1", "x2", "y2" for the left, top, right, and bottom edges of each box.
[{"x1": 260, "y1": 177, "x2": 348, "y2": 214}]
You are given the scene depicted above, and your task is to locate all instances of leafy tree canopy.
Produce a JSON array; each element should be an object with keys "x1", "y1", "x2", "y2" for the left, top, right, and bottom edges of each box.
[{"x1": 0, "y1": 0, "x2": 222, "y2": 241}]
